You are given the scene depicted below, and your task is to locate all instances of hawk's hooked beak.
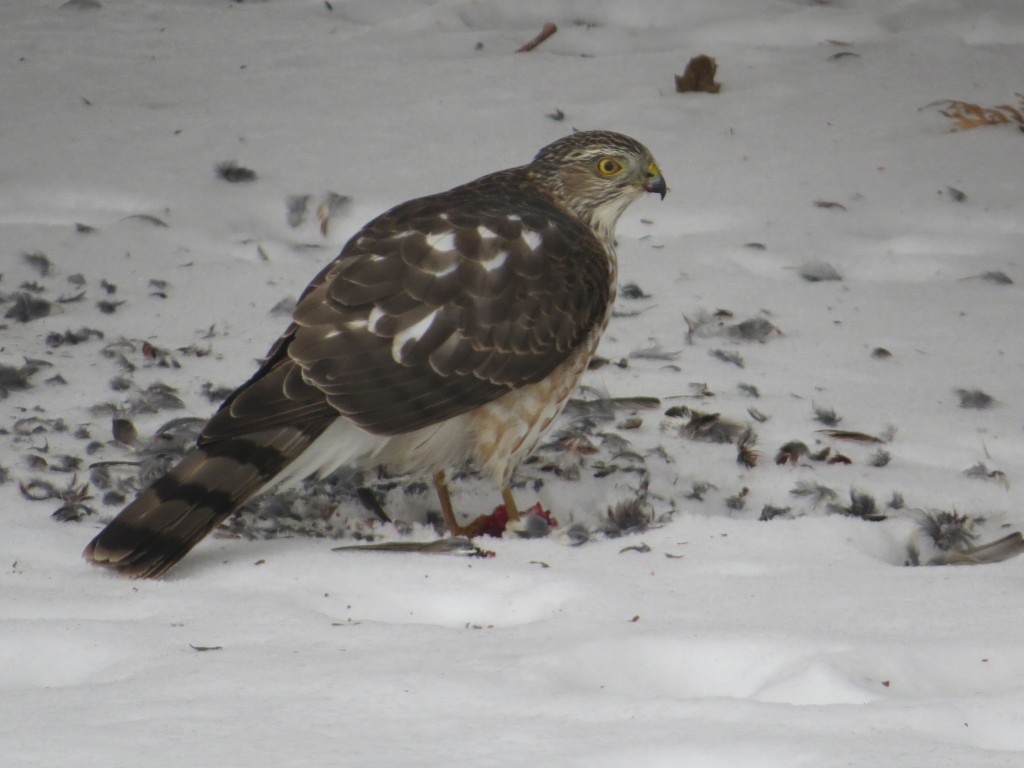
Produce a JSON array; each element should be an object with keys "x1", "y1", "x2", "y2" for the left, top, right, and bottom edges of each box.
[{"x1": 642, "y1": 162, "x2": 668, "y2": 199}]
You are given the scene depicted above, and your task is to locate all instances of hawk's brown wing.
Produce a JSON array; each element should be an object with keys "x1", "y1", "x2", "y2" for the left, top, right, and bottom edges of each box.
[{"x1": 203, "y1": 169, "x2": 614, "y2": 441}]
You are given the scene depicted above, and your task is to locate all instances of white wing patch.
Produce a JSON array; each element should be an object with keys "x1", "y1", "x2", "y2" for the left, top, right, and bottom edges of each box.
[
  {"x1": 392, "y1": 308, "x2": 439, "y2": 363},
  {"x1": 421, "y1": 230, "x2": 461, "y2": 277},
  {"x1": 474, "y1": 225, "x2": 511, "y2": 271},
  {"x1": 425, "y1": 230, "x2": 458, "y2": 253},
  {"x1": 522, "y1": 229, "x2": 543, "y2": 251},
  {"x1": 367, "y1": 305, "x2": 388, "y2": 334},
  {"x1": 479, "y1": 249, "x2": 508, "y2": 272}
]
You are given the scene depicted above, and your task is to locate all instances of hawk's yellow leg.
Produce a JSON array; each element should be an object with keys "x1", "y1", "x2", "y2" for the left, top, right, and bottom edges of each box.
[{"x1": 432, "y1": 471, "x2": 521, "y2": 537}]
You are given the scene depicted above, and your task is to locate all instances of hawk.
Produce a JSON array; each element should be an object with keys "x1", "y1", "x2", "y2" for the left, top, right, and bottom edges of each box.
[{"x1": 84, "y1": 130, "x2": 667, "y2": 577}]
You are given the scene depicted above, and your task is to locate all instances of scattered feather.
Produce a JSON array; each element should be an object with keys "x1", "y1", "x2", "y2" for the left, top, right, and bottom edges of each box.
[
  {"x1": 727, "y1": 317, "x2": 779, "y2": 343},
  {"x1": 789, "y1": 480, "x2": 837, "y2": 507},
  {"x1": 798, "y1": 261, "x2": 842, "y2": 282},
  {"x1": 962, "y1": 462, "x2": 1008, "y2": 487},
  {"x1": 684, "y1": 310, "x2": 777, "y2": 345},
  {"x1": 515, "y1": 21, "x2": 558, "y2": 53},
  {"x1": 22, "y1": 252, "x2": 52, "y2": 277},
  {"x1": 509, "y1": 506, "x2": 558, "y2": 539},
  {"x1": 737, "y1": 383, "x2": 760, "y2": 398},
  {"x1": 269, "y1": 296, "x2": 297, "y2": 316},
  {"x1": 869, "y1": 449, "x2": 891, "y2": 467},
  {"x1": 725, "y1": 487, "x2": 748, "y2": 510},
  {"x1": 216, "y1": 161, "x2": 258, "y2": 183},
  {"x1": 4, "y1": 293, "x2": 55, "y2": 323},
  {"x1": 562, "y1": 522, "x2": 591, "y2": 546},
  {"x1": 122, "y1": 214, "x2": 168, "y2": 228},
  {"x1": 812, "y1": 405, "x2": 842, "y2": 427},
  {"x1": 619, "y1": 543, "x2": 651, "y2": 555},
  {"x1": 200, "y1": 381, "x2": 235, "y2": 403},
  {"x1": 333, "y1": 537, "x2": 490, "y2": 556},
  {"x1": 687, "y1": 382, "x2": 714, "y2": 398},
  {"x1": 818, "y1": 429, "x2": 884, "y2": 443},
  {"x1": 315, "y1": 192, "x2": 352, "y2": 235},
  {"x1": 286, "y1": 194, "x2": 311, "y2": 228},
  {"x1": 975, "y1": 271, "x2": 1012, "y2": 285},
  {"x1": 736, "y1": 428, "x2": 759, "y2": 468},
  {"x1": 630, "y1": 344, "x2": 680, "y2": 361},
  {"x1": 678, "y1": 409, "x2": 745, "y2": 444},
  {"x1": 20, "y1": 476, "x2": 94, "y2": 520},
  {"x1": 709, "y1": 349, "x2": 744, "y2": 368},
  {"x1": 0, "y1": 363, "x2": 39, "y2": 397},
  {"x1": 747, "y1": 407, "x2": 769, "y2": 423},
  {"x1": 127, "y1": 382, "x2": 186, "y2": 414},
  {"x1": 827, "y1": 490, "x2": 886, "y2": 521},
  {"x1": 955, "y1": 388, "x2": 994, "y2": 409},
  {"x1": 619, "y1": 282, "x2": 650, "y2": 299},
  {"x1": 14, "y1": 415, "x2": 66, "y2": 436},
  {"x1": 148, "y1": 278, "x2": 170, "y2": 295},
  {"x1": 918, "y1": 510, "x2": 978, "y2": 552},
  {"x1": 759, "y1": 504, "x2": 791, "y2": 521},
  {"x1": 776, "y1": 441, "x2": 809, "y2": 465},
  {"x1": 111, "y1": 418, "x2": 138, "y2": 446},
  {"x1": 928, "y1": 533, "x2": 1024, "y2": 566},
  {"x1": 601, "y1": 493, "x2": 653, "y2": 537},
  {"x1": 813, "y1": 199, "x2": 847, "y2": 211},
  {"x1": 97, "y1": 299, "x2": 125, "y2": 314},
  {"x1": 943, "y1": 186, "x2": 967, "y2": 202},
  {"x1": 685, "y1": 482, "x2": 716, "y2": 501}
]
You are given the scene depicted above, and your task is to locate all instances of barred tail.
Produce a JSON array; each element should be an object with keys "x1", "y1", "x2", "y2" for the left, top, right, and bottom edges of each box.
[{"x1": 83, "y1": 425, "x2": 320, "y2": 578}]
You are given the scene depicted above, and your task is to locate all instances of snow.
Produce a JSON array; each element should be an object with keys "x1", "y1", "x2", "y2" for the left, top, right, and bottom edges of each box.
[{"x1": 2, "y1": 0, "x2": 1024, "y2": 765}]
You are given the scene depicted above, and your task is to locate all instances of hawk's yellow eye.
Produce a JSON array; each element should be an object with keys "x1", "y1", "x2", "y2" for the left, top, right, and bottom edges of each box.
[{"x1": 597, "y1": 157, "x2": 623, "y2": 176}]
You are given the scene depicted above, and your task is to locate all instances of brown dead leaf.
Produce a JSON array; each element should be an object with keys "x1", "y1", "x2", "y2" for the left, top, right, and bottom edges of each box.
[
  {"x1": 675, "y1": 55, "x2": 721, "y2": 94},
  {"x1": 923, "y1": 94, "x2": 1024, "y2": 132}
]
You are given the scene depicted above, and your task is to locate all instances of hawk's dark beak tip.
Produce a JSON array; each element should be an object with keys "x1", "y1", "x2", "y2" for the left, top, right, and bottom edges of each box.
[{"x1": 644, "y1": 175, "x2": 668, "y2": 200}]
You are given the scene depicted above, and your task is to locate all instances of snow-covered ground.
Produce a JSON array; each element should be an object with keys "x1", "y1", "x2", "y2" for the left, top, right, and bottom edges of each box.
[{"x1": 3, "y1": 1, "x2": 1024, "y2": 765}]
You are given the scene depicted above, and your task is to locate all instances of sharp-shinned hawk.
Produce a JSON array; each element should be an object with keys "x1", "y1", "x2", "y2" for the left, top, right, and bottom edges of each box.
[{"x1": 84, "y1": 130, "x2": 667, "y2": 577}]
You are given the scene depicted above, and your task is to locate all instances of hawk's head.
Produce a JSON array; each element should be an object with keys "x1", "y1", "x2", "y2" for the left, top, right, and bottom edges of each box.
[{"x1": 528, "y1": 130, "x2": 667, "y2": 244}]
